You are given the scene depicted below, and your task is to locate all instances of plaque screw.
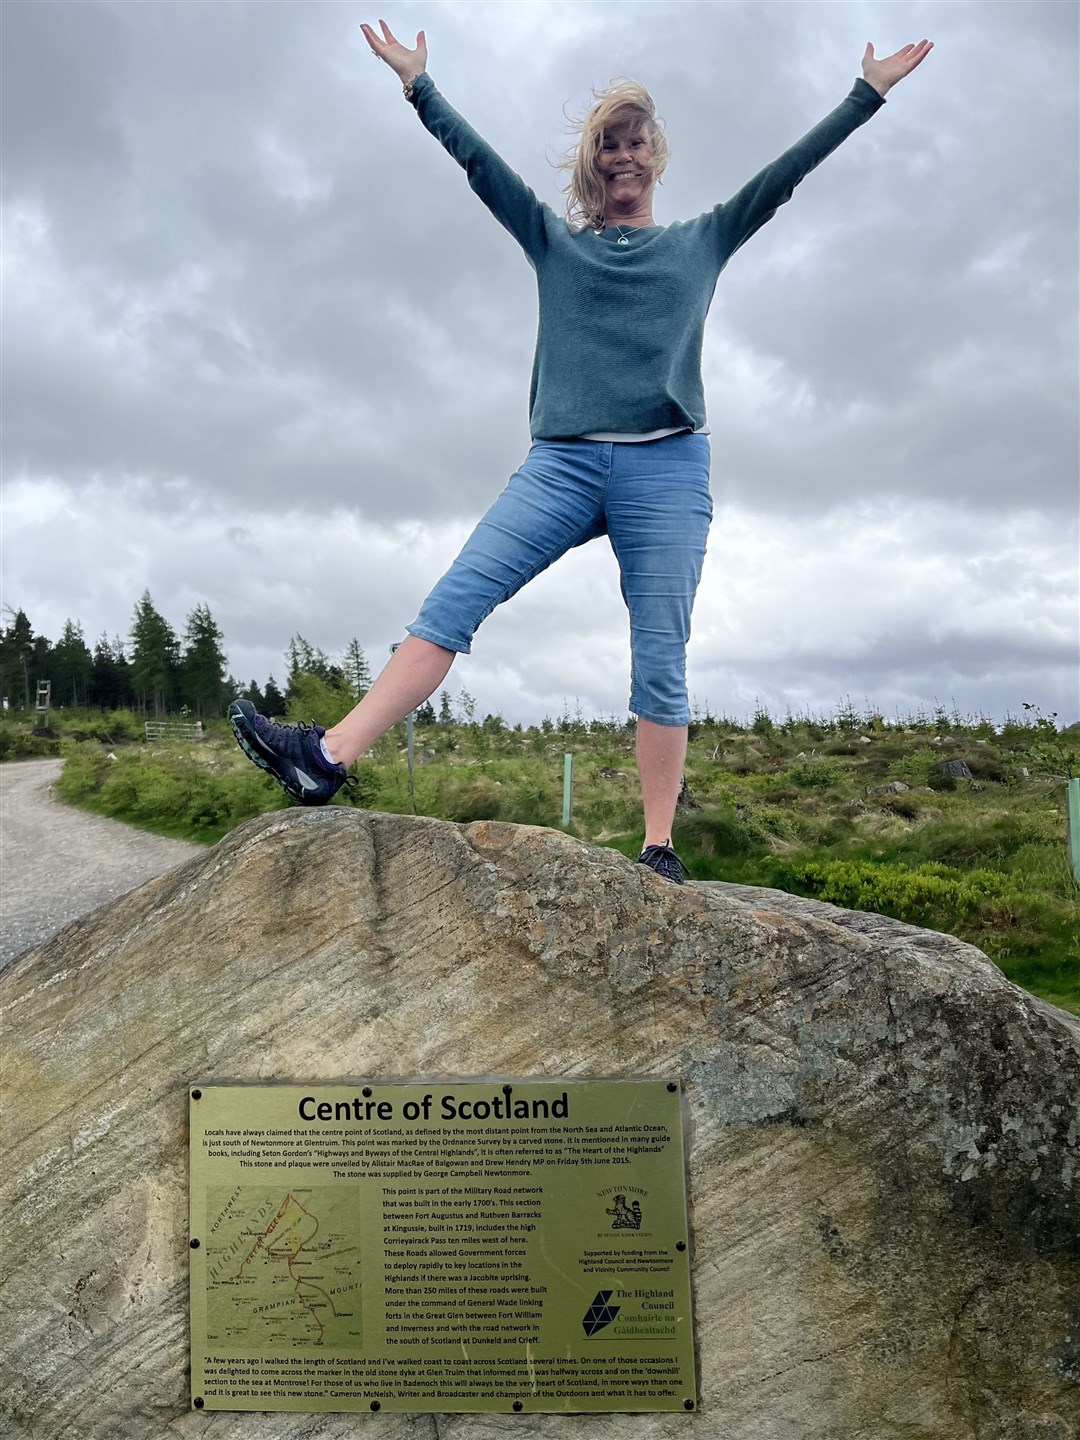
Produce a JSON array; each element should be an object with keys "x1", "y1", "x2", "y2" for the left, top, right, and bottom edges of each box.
[
  {"x1": 363, "y1": 1087, "x2": 373, "y2": 1098},
  {"x1": 513, "y1": 1401, "x2": 524, "y2": 1411},
  {"x1": 190, "y1": 1238, "x2": 200, "y2": 1249},
  {"x1": 369, "y1": 1400, "x2": 381, "y2": 1411},
  {"x1": 193, "y1": 1397, "x2": 204, "y2": 1409},
  {"x1": 667, "y1": 1082, "x2": 678, "y2": 1092},
  {"x1": 684, "y1": 1398, "x2": 695, "y2": 1410},
  {"x1": 676, "y1": 1241, "x2": 687, "y2": 1252},
  {"x1": 191, "y1": 1089, "x2": 202, "y2": 1100}
]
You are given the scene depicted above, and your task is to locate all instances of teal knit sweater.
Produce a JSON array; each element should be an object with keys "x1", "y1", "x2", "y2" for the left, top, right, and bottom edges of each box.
[{"x1": 409, "y1": 72, "x2": 885, "y2": 440}]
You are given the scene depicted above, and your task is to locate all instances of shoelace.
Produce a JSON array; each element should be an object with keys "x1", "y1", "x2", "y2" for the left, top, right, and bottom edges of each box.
[
  {"x1": 637, "y1": 843, "x2": 687, "y2": 883},
  {"x1": 252, "y1": 712, "x2": 315, "y2": 742},
  {"x1": 253, "y1": 713, "x2": 358, "y2": 789}
]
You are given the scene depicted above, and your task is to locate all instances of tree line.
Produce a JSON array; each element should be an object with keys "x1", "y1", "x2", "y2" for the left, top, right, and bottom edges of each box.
[{"x1": 0, "y1": 594, "x2": 385, "y2": 722}]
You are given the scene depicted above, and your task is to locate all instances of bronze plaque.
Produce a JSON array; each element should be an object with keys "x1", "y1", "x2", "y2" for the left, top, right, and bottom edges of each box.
[{"x1": 189, "y1": 1078, "x2": 696, "y2": 1413}]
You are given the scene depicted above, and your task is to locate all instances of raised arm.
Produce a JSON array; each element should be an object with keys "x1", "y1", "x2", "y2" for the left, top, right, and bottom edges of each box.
[
  {"x1": 360, "y1": 19, "x2": 547, "y2": 262},
  {"x1": 713, "y1": 37, "x2": 933, "y2": 262}
]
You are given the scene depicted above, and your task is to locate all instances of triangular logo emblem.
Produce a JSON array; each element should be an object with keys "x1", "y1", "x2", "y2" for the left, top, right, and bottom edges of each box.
[{"x1": 582, "y1": 1289, "x2": 620, "y2": 1336}]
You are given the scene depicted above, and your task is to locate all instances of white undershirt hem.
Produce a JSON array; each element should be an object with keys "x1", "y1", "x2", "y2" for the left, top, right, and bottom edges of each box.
[{"x1": 575, "y1": 425, "x2": 711, "y2": 443}]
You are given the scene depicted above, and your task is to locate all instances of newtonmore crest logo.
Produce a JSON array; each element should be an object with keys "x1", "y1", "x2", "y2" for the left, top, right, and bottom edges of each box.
[
  {"x1": 582, "y1": 1290, "x2": 620, "y2": 1336},
  {"x1": 606, "y1": 1193, "x2": 642, "y2": 1230}
]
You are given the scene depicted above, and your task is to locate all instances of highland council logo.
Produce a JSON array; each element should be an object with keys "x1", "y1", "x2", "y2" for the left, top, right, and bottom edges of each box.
[{"x1": 582, "y1": 1290, "x2": 620, "y2": 1337}]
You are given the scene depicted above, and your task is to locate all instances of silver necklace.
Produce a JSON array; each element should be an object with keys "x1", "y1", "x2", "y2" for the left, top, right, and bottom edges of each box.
[{"x1": 593, "y1": 224, "x2": 634, "y2": 246}]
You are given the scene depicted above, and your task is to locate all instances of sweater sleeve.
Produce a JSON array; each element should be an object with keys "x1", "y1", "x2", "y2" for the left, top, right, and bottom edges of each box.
[
  {"x1": 712, "y1": 78, "x2": 885, "y2": 262},
  {"x1": 409, "y1": 72, "x2": 549, "y2": 264}
]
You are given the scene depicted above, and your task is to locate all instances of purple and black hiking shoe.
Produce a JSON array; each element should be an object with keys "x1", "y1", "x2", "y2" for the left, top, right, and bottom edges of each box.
[
  {"x1": 228, "y1": 698, "x2": 355, "y2": 807},
  {"x1": 636, "y1": 841, "x2": 688, "y2": 885}
]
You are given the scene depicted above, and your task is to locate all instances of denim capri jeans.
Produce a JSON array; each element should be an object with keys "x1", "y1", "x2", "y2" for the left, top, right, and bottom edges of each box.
[{"x1": 406, "y1": 431, "x2": 713, "y2": 726}]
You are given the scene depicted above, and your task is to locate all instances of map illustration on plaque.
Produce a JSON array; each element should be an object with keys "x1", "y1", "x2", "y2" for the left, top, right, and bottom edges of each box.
[{"x1": 205, "y1": 1186, "x2": 362, "y2": 1352}]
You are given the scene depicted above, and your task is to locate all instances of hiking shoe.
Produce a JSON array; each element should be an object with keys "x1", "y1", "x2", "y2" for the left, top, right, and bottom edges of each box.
[
  {"x1": 636, "y1": 841, "x2": 687, "y2": 885},
  {"x1": 228, "y1": 698, "x2": 354, "y2": 807}
]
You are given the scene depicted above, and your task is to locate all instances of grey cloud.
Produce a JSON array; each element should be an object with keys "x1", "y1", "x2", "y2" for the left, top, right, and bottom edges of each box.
[
  {"x1": 1, "y1": 1, "x2": 131, "y2": 205},
  {"x1": 2, "y1": 1, "x2": 1076, "y2": 725}
]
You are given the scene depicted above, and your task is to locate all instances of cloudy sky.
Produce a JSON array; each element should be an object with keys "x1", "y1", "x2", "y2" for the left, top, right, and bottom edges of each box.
[{"x1": 3, "y1": 1, "x2": 1077, "y2": 727}]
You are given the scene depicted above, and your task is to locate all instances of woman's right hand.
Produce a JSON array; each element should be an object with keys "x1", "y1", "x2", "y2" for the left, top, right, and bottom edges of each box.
[{"x1": 360, "y1": 18, "x2": 427, "y2": 82}]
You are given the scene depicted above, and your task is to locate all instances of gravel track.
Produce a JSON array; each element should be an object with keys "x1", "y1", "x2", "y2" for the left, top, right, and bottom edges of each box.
[{"x1": 1, "y1": 758, "x2": 204, "y2": 970}]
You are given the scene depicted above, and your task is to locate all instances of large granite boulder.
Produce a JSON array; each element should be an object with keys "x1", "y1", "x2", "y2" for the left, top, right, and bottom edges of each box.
[{"x1": 2, "y1": 809, "x2": 1078, "y2": 1439}]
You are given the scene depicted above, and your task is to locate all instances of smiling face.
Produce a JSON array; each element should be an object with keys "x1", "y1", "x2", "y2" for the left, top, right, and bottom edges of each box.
[{"x1": 596, "y1": 122, "x2": 657, "y2": 215}]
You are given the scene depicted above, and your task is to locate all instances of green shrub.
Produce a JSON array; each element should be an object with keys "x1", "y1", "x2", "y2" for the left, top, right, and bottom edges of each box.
[
  {"x1": 677, "y1": 806, "x2": 766, "y2": 860},
  {"x1": 55, "y1": 744, "x2": 291, "y2": 839},
  {"x1": 341, "y1": 763, "x2": 381, "y2": 809},
  {"x1": 0, "y1": 727, "x2": 61, "y2": 760},
  {"x1": 725, "y1": 750, "x2": 767, "y2": 775},
  {"x1": 286, "y1": 673, "x2": 357, "y2": 729},
  {"x1": 927, "y1": 771, "x2": 957, "y2": 793},
  {"x1": 963, "y1": 750, "x2": 1005, "y2": 782},
  {"x1": 783, "y1": 857, "x2": 1014, "y2": 926},
  {"x1": 886, "y1": 746, "x2": 941, "y2": 787},
  {"x1": 506, "y1": 774, "x2": 560, "y2": 827},
  {"x1": 741, "y1": 802, "x2": 799, "y2": 846},
  {"x1": 55, "y1": 742, "x2": 109, "y2": 797},
  {"x1": 98, "y1": 762, "x2": 147, "y2": 818},
  {"x1": 56, "y1": 710, "x2": 140, "y2": 742},
  {"x1": 788, "y1": 757, "x2": 843, "y2": 790},
  {"x1": 824, "y1": 738, "x2": 862, "y2": 757},
  {"x1": 877, "y1": 791, "x2": 922, "y2": 821},
  {"x1": 105, "y1": 710, "x2": 145, "y2": 742},
  {"x1": 444, "y1": 776, "x2": 506, "y2": 823},
  {"x1": 911, "y1": 812, "x2": 1057, "y2": 869}
]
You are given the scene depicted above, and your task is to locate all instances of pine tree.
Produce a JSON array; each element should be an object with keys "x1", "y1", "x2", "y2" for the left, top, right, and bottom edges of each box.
[
  {"x1": 90, "y1": 633, "x2": 132, "y2": 710},
  {"x1": 285, "y1": 634, "x2": 312, "y2": 683},
  {"x1": 112, "y1": 634, "x2": 133, "y2": 710},
  {"x1": 91, "y1": 633, "x2": 116, "y2": 709},
  {"x1": 242, "y1": 678, "x2": 266, "y2": 711},
  {"x1": 438, "y1": 689, "x2": 454, "y2": 725},
  {"x1": 180, "y1": 602, "x2": 228, "y2": 717},
  {"x1": 129, "y1": 591, "x2": 179, "y2": 716},
  {"x1": 262, "y1": 675, "x2": 287, "y2": 717},
  {"x1": 286, "y1": 633, "x2": 336, "y2": 695},
  {"x1": 53, "y1": 619, "x2": 93, "y2": 707},
  {"x1": 0, "y1": 608, "x2": 35, "y2": 710},
  {"x1": 343, "y1": 638, "x2": 372, "y2": 699},
  {"x1": 415, "y1": 700, "x2": 436, "y2": 725}
]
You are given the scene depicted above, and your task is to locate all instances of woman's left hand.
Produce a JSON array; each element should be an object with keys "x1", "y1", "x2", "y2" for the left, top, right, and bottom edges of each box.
[{"x1": 862, "y1": 39, "x2": 933, "y2": 97}]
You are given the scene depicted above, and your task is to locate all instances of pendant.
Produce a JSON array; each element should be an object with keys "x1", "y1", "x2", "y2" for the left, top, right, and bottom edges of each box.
[{"x1": 617, "y1": 236, "x2": 629, "y2": 246}]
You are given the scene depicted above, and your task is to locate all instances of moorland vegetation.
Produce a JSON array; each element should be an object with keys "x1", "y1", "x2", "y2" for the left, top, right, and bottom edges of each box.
[{"x1": 5, "y1": 689, "x2": 1077, "y2": 1017}]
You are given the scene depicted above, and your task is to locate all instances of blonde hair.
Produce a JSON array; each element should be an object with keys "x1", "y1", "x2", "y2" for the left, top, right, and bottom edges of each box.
[{"x1": 553, "y1": 79, "x2": 669, "y2": 233}]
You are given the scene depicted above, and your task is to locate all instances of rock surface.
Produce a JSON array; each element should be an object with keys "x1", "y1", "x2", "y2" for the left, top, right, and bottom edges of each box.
[{"x1": 2, "y1": 808, "x2": 1078, "y2": 1440}]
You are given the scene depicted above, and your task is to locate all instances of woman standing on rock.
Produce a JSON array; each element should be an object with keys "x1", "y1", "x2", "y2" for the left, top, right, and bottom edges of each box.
[{"x1": 230, "y1": 20, "x2": 932, "y2": 883}]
